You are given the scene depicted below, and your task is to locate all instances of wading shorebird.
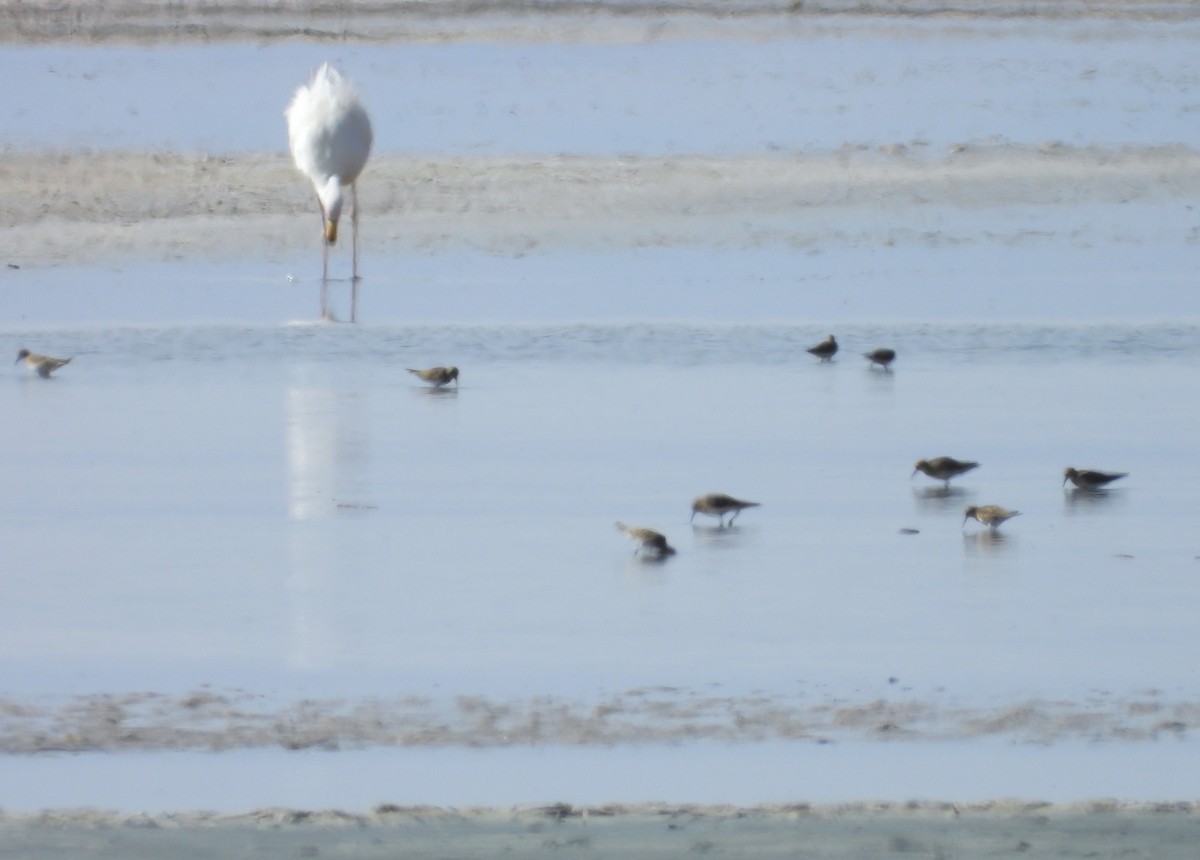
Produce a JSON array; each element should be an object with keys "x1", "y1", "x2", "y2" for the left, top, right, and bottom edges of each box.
[
  {"x1": 286, "y1": 63, "x2": 373, "y2": 281},
  {"x1": 15, "y1": 349, "x2": 71, "y2": 378},
  {"x1": 407, "y1": 366, "x2": 459, "y2": 387},
  {"x1": 864, "y1": 348, "x2": 896, "y2": 370},
  {"x1": 807, "y1": 334, "x2": 838, "y2": 361},
  {"x1": 1063, "y1": 467, "x2": 1128, "y2": 490},
  {"x1": 963, "y1": 505, "x2": 1020, "y2": 530},
  {"x1": 912, "y1": 457, "x2": 979, "y2": 488},
  {"x1": 615, "y1": 522, "x2": 676, "y2": 557},
  {"x1": 690, "y1": 493, "x2": 761, "y2": 527}
]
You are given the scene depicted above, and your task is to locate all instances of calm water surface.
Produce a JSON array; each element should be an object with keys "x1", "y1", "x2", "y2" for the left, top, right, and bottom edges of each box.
[{"x1": 4, "y1": 287, "x2": 1198, "y2": 706}]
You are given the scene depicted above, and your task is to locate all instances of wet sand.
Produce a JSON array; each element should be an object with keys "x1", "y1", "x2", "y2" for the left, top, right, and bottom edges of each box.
[
  {"x1": 2, "y1": 687, "x2": 1199, "y2": 753},
  {"x1": 3, "y1": 802, "x2": 1200, "y2": 859},
  {"x1": 7, "y1": 0, "x2": 1200, "y2": 47},
  {"x1": 5, "y1": 145, "x2": 1199, "y2": 267}
]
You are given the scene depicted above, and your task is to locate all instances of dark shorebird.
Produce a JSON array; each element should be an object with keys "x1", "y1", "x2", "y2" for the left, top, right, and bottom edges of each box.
[
  {"x1": 16, "y1": 349, "x2": 72, "y2": 378},
  {"x1": 864, "y1": 348, "x2": 896, "y2": 370},
  {"x1": 807, "y1": 335, "x2": 838, "y2": 362},
  {"x1": 1063, "y1": 467, "x2": 1128, "y2": 490},
  {"x1": 615, "y1": 522, "x2": 676, "y2": 557},
  {"x1": 407, "y1": 366, "x2": 459, "y2": 387},
  {"x1": 963, "y1": 505, "x2": 1021, "y2": 530},
  {"x1": 912, "y1": 457, "x2": 979, "y2": 488},
  {"x1": 690, "y1": 493, "x2": 761, "y2": 527}
]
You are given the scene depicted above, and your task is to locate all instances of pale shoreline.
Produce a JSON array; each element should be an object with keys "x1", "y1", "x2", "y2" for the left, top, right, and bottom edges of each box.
[
  {"x1": 5, "y1": 144, "x2": 1198, "y2": 267},
  {"x1": 3, "y1": 802, "x2": 1200, "y2": 859},
  {"x1": 5, "y1": 0, "x2": 1200, "y2": 47}
]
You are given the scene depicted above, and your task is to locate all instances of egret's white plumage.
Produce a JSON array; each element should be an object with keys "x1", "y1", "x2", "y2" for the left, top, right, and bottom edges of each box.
[{"x1": 285, "y1": 63, "x2": 373, "y2": 281}]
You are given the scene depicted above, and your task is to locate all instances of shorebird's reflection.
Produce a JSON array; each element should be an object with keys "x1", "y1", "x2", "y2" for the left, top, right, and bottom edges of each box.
[
  {"x1": 630, "y1": 552, "x2": 674, "y2": 568},
  {"x1": 691, "y1": 523, "x2": 748, "y2": 548},
  {"x1": 414, "y1": 385, "x2": 459, "y2": 400},
  {"x1": 913, "y1": 485, "x2": 970, "y2": 513},
  {"x1": 867, "y1": 366, "x2": 896, "y2": 388},
  {"x1": 1064, "y1": 487, "x2": 1125, "y2": 513},
  {"x1": 963, "y1": 529, "x2": 1012, "y2": 554}
]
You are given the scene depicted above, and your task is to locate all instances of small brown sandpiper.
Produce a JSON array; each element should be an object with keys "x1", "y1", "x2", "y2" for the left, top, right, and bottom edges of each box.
[
  {"x1": 16, "y1": 349, "x2": 72, "y2": 378},
  {"x1": 864, "y1": 348, "x2": 896, "y2": 369},
  {"x1": 690, "y1": 493, "x2": 761, "y2": 527},
  {"x1": 1063, "y1": 467, "x2": 1128, "y2": 490},
  {"x1": 407, "y1": 366, "x2": 459, "y2": 387},
  {"x1": 912, "y1": 457, "x2": 979, "y2": 488},
  {"x1": 963, "y1": 505, "x2": 1021, "y2": 530},
  {"x1": 807, "y1": 335, "x2": 838, "y2": 361},
  {"x1": 615, "y1": 522, "x2": 676, "y2": 556}
]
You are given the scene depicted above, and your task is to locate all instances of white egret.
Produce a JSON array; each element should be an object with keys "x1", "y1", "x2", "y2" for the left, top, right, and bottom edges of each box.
[{"x1": 285, "y1": 63, "x2": 373, "y2": 282}]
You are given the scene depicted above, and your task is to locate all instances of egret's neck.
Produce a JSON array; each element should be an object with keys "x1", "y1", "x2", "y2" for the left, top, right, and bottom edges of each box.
[
  {"x1": 316, "y1": 176, "x2": 345, "y2": 243},
  {"x1": 317, "y1": 175, "x2": 345, "y2": 225}
]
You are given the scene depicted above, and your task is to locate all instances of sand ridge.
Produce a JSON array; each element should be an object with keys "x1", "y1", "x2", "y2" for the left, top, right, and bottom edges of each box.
[
  {"x1": 2, "y1": 686, "x2": 1197, "y2": 752},
  {"x1": 5, "y1": 144, "x2": 1199, "y2": 267},
  {"x1": 2, "y1": 801, "x2": 1199, "y2": 859},
  {"x1": 3, "y1": 0, "x2": 1200, "y2": 46}
]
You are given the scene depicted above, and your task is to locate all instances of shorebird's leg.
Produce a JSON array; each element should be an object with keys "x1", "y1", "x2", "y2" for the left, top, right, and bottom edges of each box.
[
  {"x1": 730, "y1": 510, "x2": 740, "y2": 525},
  {"x1": 350, "y1": 278, "x2": 359, "y2": 324}
]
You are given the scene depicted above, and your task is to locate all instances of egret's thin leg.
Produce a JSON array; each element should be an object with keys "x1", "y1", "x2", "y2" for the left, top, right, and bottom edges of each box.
[
  {"x1": 319, "y1": 197, "x2": 330, "y2": 282},
  {"x1": 351, "y1": 183, "x2": 361, "y2": 281}
]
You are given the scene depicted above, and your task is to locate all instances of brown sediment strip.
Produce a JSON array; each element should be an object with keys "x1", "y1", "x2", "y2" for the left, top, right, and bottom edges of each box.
[
  {"x1": 1, "y1": 687, "x2": 1198, "y2": 752},
  {"x1": 4, "y1": 145, "x2": 1199, "y2": 267},
  {"x1": 1, "y1": 801, "x2": 1198, "y2": 858}
]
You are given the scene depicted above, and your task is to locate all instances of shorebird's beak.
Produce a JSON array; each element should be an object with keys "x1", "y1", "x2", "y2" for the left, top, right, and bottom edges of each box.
[
  {"x1": 325, "y1": 218, "x2": 338, "y2": 245},
  {"x1": 961, "y1": 514, "x2": 969, "y2": 527},
  {"x1": 1062, "y1": 475, "x2": 1069, "y2": 487},
  {"x1": 910, "y1": 470, "x2": 917, "y2": 480}
]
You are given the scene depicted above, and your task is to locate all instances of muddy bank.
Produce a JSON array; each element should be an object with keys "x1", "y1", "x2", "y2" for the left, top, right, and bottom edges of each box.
[
  {"x1": 2, "y1": 686, "x2": 1197, "y2": 753},
  {"x1": 3, "y1": 801, "x2": 1200, "y2": 859}
]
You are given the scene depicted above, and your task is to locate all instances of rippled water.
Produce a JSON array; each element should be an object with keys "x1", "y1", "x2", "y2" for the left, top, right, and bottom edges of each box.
[{"x1": 7, "y1": 318, "x2": 1200, "y2": 370}]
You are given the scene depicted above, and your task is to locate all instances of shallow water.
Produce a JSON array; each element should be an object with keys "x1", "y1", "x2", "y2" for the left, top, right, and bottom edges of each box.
[
  {"x1": 2, "y1": 22, "x2": 1198, "y2": 156},
  {"x1": 3, "y1": 7, "x2": 1200, "y2": 811},
  {"x1": 7, "y1": 741, "x2": 1200, "y2": 813},
  {"x1": 4, "y1": 283, "x2": 1199, "y2": 709}
]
